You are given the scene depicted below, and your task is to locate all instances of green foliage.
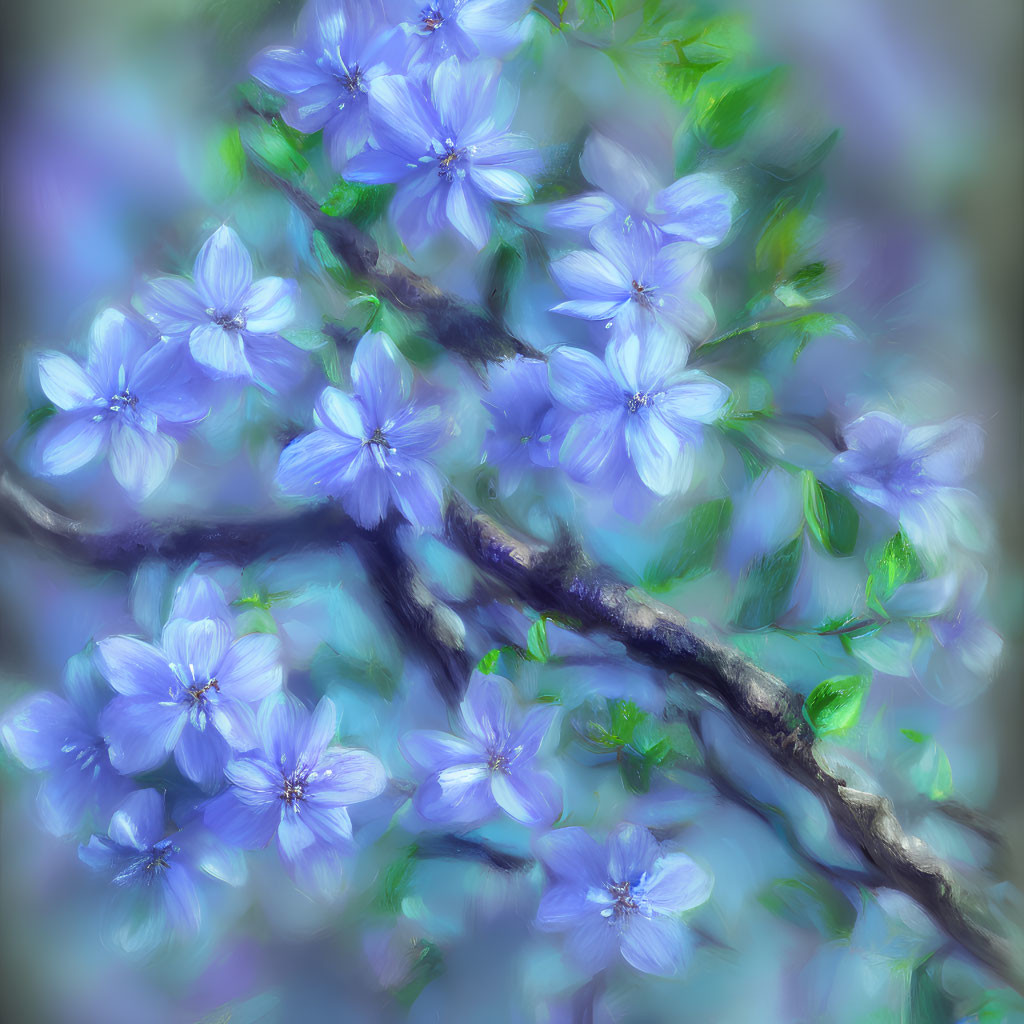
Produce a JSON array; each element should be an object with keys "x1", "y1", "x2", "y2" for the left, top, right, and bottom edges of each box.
[
  {"x1": 239, "y1": 116, "x2": 311, "y2": 182},
  {"x1": 374, "y1": 847, "x2": 417, "y2": 916},
  {"x1": 732, "y1": 534, "x2": 802, "y2": 629},
  {"x1": 526, "y1": 617, "x2": 551, "y2": 662},
  {"x1": 899, "y1": 730, "x2": 954, "y2": 800},
  {"x1": 25, "y1": 403, "x2": 56, "y2": 433},
  {"x1": 695, "y1": 68, "x2": 783, "y2": 149},
  {"x1": 803, "y1": 675, "x2": 870, "y2": 737},
  {"x1": 655, "y1": 14, "x2": 751, "y2": 104},
  {"x1": 484, "y1": 239, "x2": 525, "y2": 318},
  {"x1": 643, "y1": 498, "x2": 732, "y2": 590},
  {"x1": 866, "y1": 531, "x2": 924, "y2": 617},
  {"x1": 476, "y1": 648, "x2": 502, "y2": 675},
  {"x1": 908, "y1": 956, "x2": 955, "y2": 1024},
  {"x1": 758, "y1": 876, "x2": 856, "y2": 938},
  {"x1": 801, "y1": 471, "x2": 858, "y2": 557},
  {"x1": 321, "y1": 179, "x2": 394, "y2": 229}
]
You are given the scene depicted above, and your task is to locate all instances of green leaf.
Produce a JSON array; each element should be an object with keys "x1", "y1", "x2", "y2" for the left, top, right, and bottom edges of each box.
[
  {"x1": 394, "y1": 940, "x2": 444, "y2": 1007},
  {"x1": 374, "y1": 848, "x2": 417, "y2": 915},
  {"x1": 476, "y1": 648, "x2": 501, "y2": 675},
  {"x1": 803, "y1": 675, "x2": 870, "y2": 736},
  {"x1": 759, "y1": 877, "x2": 856, "y2": 937},
  {"x1": 865, "y1": 531, "x2": 924, "y2": 615},
  {"x1": 643, "y1": 498, "x2": 732, "y2": 590},
  {"x1": 321, "y1": 179, "x2": 393, "y2": 228},
  {"x1": 900, "y1": 727, "x2": 927, "y2": 744},
  {"x1": 696, "y1": 68, "x2": 783, "y2": 149},
  {"x1": 526, "y1": 618, "x2": 550, "y2": 662},
  {"x1": 484, "y1": 241, "x2": 524, "y2": 318},
  {"x1": 908, "y1": 957, "x2": 954, "y2": 1024},
  {"x1": 900, "y1": 733, "x2": 954, "y2": 800},
  {"x1": 239, "y1": 117, "x2": 309, "y2": 180},
  {"x1": 801, "y1": 471, "x2": 858, "y2": 557},
  {"x1": 25, "y1": 403, "x2": 57, "y2": 432},
  {"x1": 732, "y1": 534, "x2": 802, "y2": 629}
]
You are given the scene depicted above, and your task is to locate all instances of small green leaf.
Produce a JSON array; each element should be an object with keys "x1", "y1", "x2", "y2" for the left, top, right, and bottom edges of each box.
[
  {"x1": 696, "y1": 68, "x2": 783, "y2": 149},
  {"x1": 239, "y1": 117, "x2": 309, "y2": 180},
  {"x1": 732, "y1": 534, "x2": 802, "y2": 629},
  {"x1": 865, "y1": 531, "x2": 924, "y2": 615},
  {"x1": 476, "y1": 648, "x2": 501, "y2": 675},
  {"x1": 25, "y1": 403, "x2": 57, "y2": 432},
  {"x1": 900, "y1": 728, "x2": 927, "y2": 744},
  {"x1": 643, "y1": 498, "x2": 732, "y2": 590},
  {"x1": 374, "y1": 848, "x2": 416, "y2": 915},
  {"x1": 803, "y1": 675, "x2": 870, "y2": 736},
  {"x1": 758, "y1": 877, "x2": 856, "y2": 937},
  {"x1": 802, "y1": 471, "x2": 858, "y2": 557},
  {"x1": 321, "y1": 179, "x2": 394, "y2": 228},
  {"x1": 526, "y1": 618, "x2": 550, "y2": 662}
]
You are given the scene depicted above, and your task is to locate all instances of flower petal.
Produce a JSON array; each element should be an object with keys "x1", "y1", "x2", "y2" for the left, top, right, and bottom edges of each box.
[
  {"x1": 547, "y1": 346, "x2": 619, "y2": 412},
  {"x1": 242, "y1": 277, "x2": 297, "y2": 334},
  {"x1": 101, "y1": 697, "x2": 185, "y2": 774},
  {"x1": 189, "y1": 324, "x2": 252, "y2": 379},
  {"x1": 643, "y1": 853, "x2": 713, "y2": 913},
  {"x1": 136, "y1": 276, "x2": 207, "y2": 337},
  {"x1": 460, "y1": 674, "x2": 516, "y2": 748},
  {"x1": 173, "y1": 723, "x2": 231, "y2": 790},
  {"x1": 37, "y1": 352, "x2": 99, "y2": 410},
  {"x1": 608, "y1": 824, "x2": 659, "y2": 879},
  {"x1": 108, "y1": 789, "x2": 165, "y2": 851},
  {"x1": 619, "y1": 915, "x2": 689, "y2": 976},
  {"x1": 96, "y1": 636, "x2": 178, "y2": 697},
  {"x1": 204, "y1": 788, "x2": 280, "y2": 849},
  {"x1": 275, "y1": 429, "x2": 361, "y2": 497},
  {"x1": 108, "y1": 423, "x2": 177, "y2": 499},
  {"x1": 491, "y1": 767, "x2": 561, "y2": 825},
  {"x1": 313, "y1": 748, "x2": 387, "y2": 806},
  {"x1": 37, "y1": 414, "x2": 108, "y2": 476},
  {"x1": 535, "y1": 827, "x2": 606, "y2": 887},
  {"x1": 366, "y1": 74, "x2": 439, "y2": 159},
  {"x1": 193, "y1": 225, "x2": 253, "y2": 311},
  {"x1": 550, "y1": 250, "x2": 630, "y2": 304},
  {"x1": 654, "y1": 173, "x2": 736, "y2": 247},
  {"x1": 446, "y1": 178, "x2": 491, "y2": 249},
  {"x1": 217, "y1": 633, "x2": 283, "y2": 703},
  {"x1": 400, "y1": 730, "x2": 483, "y2": 772},
  {"x1": 414, "y1": 765, "x2": 492, "y2": 823},
  {"x1": 250, "y1": 46, "x2": 331, "y2": 94},
  {"x1": 535, "y1": 883, "x2": 590, "y2": 931}
]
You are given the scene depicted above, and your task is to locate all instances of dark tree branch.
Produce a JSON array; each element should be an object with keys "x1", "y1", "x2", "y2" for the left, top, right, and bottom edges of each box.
[
  {"x1": 348, "y1": 517, "x2": 471, "y2": 708},
  {"x1": 1, "y1": 471, "x2": 1020, "y2": 991},
  {"x1": 246, "y1": 157, "x2": 544, "y2": 368},
  {"x1": 412, "y1": 832, "x2": 533, "y2": 872},
  {"x1": 442, "y1": 495, "x2": 1024, "y2": 992}
]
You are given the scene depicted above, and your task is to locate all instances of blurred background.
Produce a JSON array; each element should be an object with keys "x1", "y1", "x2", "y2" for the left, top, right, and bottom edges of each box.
[{"x1": 0, "y1": 0, "x2": 1021, "y2": 1020}]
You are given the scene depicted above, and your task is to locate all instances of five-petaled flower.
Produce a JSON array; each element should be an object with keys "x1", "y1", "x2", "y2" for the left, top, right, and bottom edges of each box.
[
  {"x1": 549, "y1": 328, "x2": 730, "y2": 502},
  {"x1": 535, "y1": 824, "x2": 712, "y2": 976},
  {"x1": 400, "y1": 0, "x2": 532, "y2": 64},
  {"x1": 138, "y1": 225, "x2": 300, "y2": 389},
  {"x1": 548, "y1": 132, "x2": 736, "y2": 248},
  {"x1": 79, "y1": 789, "x2": 203, "y2": 946},
  {"x1": 832, "y1": 411, "x2": 985, "y2": 562},
  {"x1": 481, "y1": 355, "x2": 560, "y2": 496},
  {"x1": 401, "y1": 672, "x2": 561, "y2": 825},
  {"x1": 1, "y1": 650, "x2": 132, "y2": 836},
  {"x1": 33, "y1": 308, "x2": 207, "y2": 499},
  {"x1": 550, "y1": 218, "x2": 715, "y2": 342},
  {"x1": 97, "y1": 618, "x2": 283, "y2": 790},
  {"x1": 346, "y1": 56, "x2": 537, "y2": 250},
  {"x1": 250, "y1": 0, "x2": 408, "y2": 169},
  {"x1": 203, "y1": 694, "x2": 387, "y2": 897},
  {"x1": 275, "y1": 330, "x2": 447, "y2": 530}
]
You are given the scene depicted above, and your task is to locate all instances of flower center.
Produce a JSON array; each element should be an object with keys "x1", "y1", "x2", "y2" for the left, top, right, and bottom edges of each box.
[
  {"x1": 626, "y1": 391, "x2": 652, "y2": 413},
  {"x1": 437, "y1": 138, "x2": 465, "y2": 181},
  {"x1": 187, "y1": 677, "x2": 220, "y2": 703},
  {"x1": 421, "y1": 6, "x2": 444, "y2": 31},
  {"x1": 336, "y1": 64, "x2": 363, "y2": 94},
  {"x1": 280, "y1": 774, "x2": 307, "y2": 805},
  {"x1": 606, "y1": 879, "x2": 641, "y2": 916},
  {"x1": 208, "y1": 308, "x2": 247, "y2": 331},
  {"x1": 108, "y1": 389, "x2": 139, "y2": 414},
  {"x1": 487, "y1": 751, "x2": 510, "y2": 774},
  {"x1": 630, "y1": 279, "x2": 655, "y2": 308}
]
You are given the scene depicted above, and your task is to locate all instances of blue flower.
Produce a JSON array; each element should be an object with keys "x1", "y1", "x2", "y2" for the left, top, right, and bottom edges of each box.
[
  {"x1": 548, "y1": 132, "x2": 736, "y2": 247},
  {"x1": 250, "y1": 1, "x2": 408, "y2": 169},
  {"x1": 398, "y1": 0, "x2": 532, "y2": 64},
  {"x1": 400, "y1": 672, "x2": 561, "y2": 825},
  {"x1": 535, "y1": 824, "x2": 712, "y2": 976},
  {"x1": 832, "y1": 411, "x2": 985, "y2": 560},
  {"x1": 550, "y1": 217, "x2": 715, "y2": 342},
  {"x1": 78, "y1": 789, "x2": 203, "y2": 949},
  {"x1": 1, "y1": 651, "x2": 132, "y2": 836},
  {"x1": 548, "y1": 329, "x2": 730, "y2": 499},
  {"x1": 347, "y1": 56, "x2": 537, "y2": 249},
  {"x1": 137, "y1": 225, "x2": 301, "y2": 388},
  {"x1": 97, "y1": 619, "x2": 283, "y2": 790},
  {"x1": 203, "y1": 695, "x2": 387, "y2": 898},
  {"x1": 275, "y1": 330, "x2": 447, "y2": 530},
  {"x1": 33, "y1": 308, "x2": 206, "y2": 499},
  {"x1": 481, "y1": 355, "x2": 560, "y2": 496}
]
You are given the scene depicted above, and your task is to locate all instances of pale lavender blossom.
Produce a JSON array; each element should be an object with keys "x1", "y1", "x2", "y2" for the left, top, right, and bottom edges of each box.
[
  {"x1": 346, "y1": 57, "x2": 537, "y2": 249},
  {"x1": 97, "y1": 619, "x2": 283, "y2": 790},
  {"x1": 275, "y1": 330, "x2": 447, "y2": 530},
  {"x1": 250, "y1": 0, "x2": 409, "y2": 169},
  {"x1": 78, "y1": 789, "x2": 202, "y2": 947},
  {"x1": 203, "y1": 695, "x2": 387, "y2": 897},
  {"x1": 1, "y1": 651, "x2": 132, "y2": 836},
  {"x1": 400, "y1": 672, "x2": 561, "y2": 825},
  {"x1": 535, "y1": 824, "x2": 712, "y2": 976},
  {"x1": 481, "y1": 355, "x2": 561, "y2": 496},
  {"x1": 548, "y1": 328, "x2": 730, "y2": 500},
  {"x1": 33, "y1": 308, "x2": 207, "y2": 499},
  {"x1": 550, "y1": 217, "x2": 715, "y2": 342},
  {"x1": 393, "y1": 0, "x2": 532, "y2": 64},
  {"x1": 548, "y1": 132, "x2": 736, "y2": 247},
  {"x1": 137, "y1": 225, "x2": 301, "y2": 389},
  {"x1": 832, "y1": 411, "x2": 985, "y2": 560}
]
